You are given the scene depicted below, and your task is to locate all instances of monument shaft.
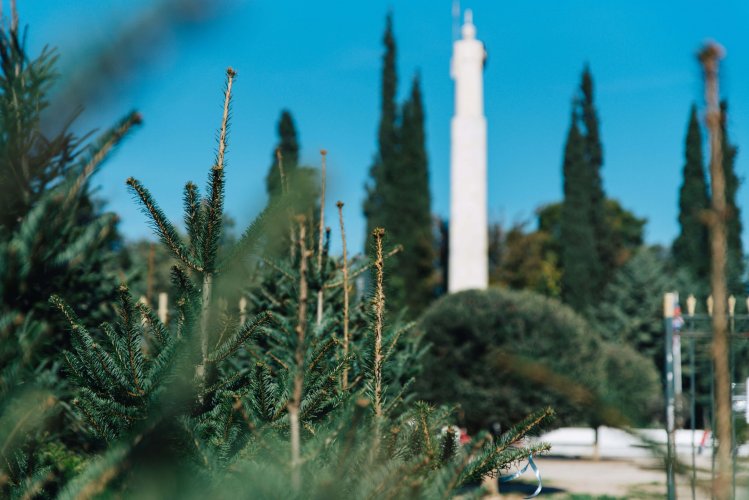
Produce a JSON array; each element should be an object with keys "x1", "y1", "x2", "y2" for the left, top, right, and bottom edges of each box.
[{"x1": 449, "y1": 10, "x2": 488, "y2": 292}]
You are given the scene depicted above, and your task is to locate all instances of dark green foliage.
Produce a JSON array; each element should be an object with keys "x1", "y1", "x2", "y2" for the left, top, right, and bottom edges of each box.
[
  {"x1": 363, "y1": 16, "x2": 434, "y2": 315},
  {"x1": 488, "y1": 221, "x2": 561, "y2": 297},
  {"x1": 719, "y1": 101, "x2": 744, "y2": 294},
  {"x1": 266, "y1": 110, "x2": 300, "y2": 199},
  {"x1": 580, "y1": 66, "x2": 611, "y2": 284},
  {"x1": 540, "y1": 198, "x2": 645, "y2": 268},
  {"x1": 0, "y1": 19, "x2": 140, "y2": 496},
  {"x1": 387, "y1": 76, "x2": 435, "y2": 314},
  {"x1": 417, "y1": 287, "x2": 661, "y2": 431},
  {"x1": 263, "y1": 110, "x2": 320, "y2": 256},
  {"x1": 560, "y1": 117, "x2": 600, "y2": 311},
  {"x1": 599, "y1": 343, "x2": 662, "y2": 427},
  {"x1": 673, "y1": 104, "x2": 711, "y2": 286},
  {"x1": 591, "y1": 248, "x2": 669, "y2": 360},
  {"x1": 364, "y1": 13, "x2": 399, "y2": 246},
  {"x1": 558, "y1": 68, "x2": 637, "y2": 312}
]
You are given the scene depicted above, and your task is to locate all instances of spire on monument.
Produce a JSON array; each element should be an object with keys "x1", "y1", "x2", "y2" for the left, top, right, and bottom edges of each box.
[{"x1": 462, "y1": 9, "x2": 476, "y2": 39}]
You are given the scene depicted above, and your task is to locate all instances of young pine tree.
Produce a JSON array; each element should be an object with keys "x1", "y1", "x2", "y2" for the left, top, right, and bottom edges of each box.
[
  {"x1": 51, "y1": 68, "x2": 552, "y2": 498},
  {"x1": 0, "y1": 16, "x2": 140, "y2": 497}
]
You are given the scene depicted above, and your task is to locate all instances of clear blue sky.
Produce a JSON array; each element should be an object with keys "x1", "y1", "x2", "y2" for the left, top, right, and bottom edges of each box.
[{"x1": 22, "y1": 0, "x2": 749, "y2": 254}]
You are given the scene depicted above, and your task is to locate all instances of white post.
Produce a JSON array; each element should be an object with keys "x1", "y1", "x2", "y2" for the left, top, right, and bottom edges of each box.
[
  {"x1": 158, "y1": 292, "x2": 168, "y2": 324},
  {"x1": 239, "y1": 296, "x2": 247, "y2": 324}
]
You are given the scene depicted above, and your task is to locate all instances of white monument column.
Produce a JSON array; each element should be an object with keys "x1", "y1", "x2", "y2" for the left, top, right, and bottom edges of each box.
[{"x1": 449, "y1": 9, "x2": 488, "y2": 292}]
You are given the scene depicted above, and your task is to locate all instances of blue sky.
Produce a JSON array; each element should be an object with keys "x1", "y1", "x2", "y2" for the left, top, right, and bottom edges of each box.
[{"x1": 22, "y1": 0, "x2": 749, "y2": 254}]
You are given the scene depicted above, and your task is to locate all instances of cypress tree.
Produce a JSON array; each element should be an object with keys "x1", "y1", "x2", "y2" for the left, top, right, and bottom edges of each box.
[
  {"x1": 673, "y1": 104, "x2": 710, "y2": 284},
  {"x1": 264, "y1": 110, "x2": 318, "y2": 253},
  {"x1": 265, "y1": 110, "x2": 300, "y2": 200},
  {"x1": 390, "y1": 75, "x2": 434, "y2": 313},
  {"x1": 363, "y1": 13, "x2": 398, "y2": 248},
  {"x1": 560, "y1": 112, "x2": 600, "y2": 311},
  {"x1": 579, "y1": 66, "x2": 609, "y2": 289},
  {"x1": 720, "y1": 101, "x2": 744, "y2": 294}
]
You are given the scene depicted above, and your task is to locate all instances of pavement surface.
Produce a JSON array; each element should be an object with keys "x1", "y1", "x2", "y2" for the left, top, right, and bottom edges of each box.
[{"x1": 483, "y1": 456, "x2": 739, "y2": 499}]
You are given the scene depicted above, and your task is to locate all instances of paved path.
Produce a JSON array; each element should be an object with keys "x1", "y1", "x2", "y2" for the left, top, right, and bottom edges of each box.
[{"x1": 485, "y1": 456, "x2": 723, "y2": 499}]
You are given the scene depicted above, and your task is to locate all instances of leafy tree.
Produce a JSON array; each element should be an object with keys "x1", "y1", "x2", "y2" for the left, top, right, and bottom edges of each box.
[
  {"x1": 540, "y1": 199, "x2": 645, "y2": 271},
  {"x1": 417, "y1": 288, "x2": 660, "y2": 431},
  {"x1": 673, "y1": 104, "x2": 711, "y2": 285},
  {"x1": 488, "y1": 222, "x2": 561, "y2": 297}
]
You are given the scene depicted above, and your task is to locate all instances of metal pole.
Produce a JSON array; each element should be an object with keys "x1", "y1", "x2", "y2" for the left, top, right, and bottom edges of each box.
[
  {"x1": 664, "y1": 293, "x2": 676, "y2": 500},
  {"x1": 690, "y1": 333, "x2": 697, "y2": 500},
  {"x1": 729, "y1": 308, "x2": 736, "y2": 499}
]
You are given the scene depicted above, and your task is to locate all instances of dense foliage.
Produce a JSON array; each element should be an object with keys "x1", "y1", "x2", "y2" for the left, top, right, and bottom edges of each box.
[
  {"x1": 0, "y1": 53, "x2": 553, "y2": 496},
  {"x1": 417, "y1": 288, "x2": 661, "y2": 431},
  {"x1": 363, "y1": 14, "x2": 434, "y2": 316}
]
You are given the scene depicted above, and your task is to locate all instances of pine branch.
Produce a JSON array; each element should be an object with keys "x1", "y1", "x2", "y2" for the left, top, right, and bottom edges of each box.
[
  {"x1": 127, "y1": 177, "x2": 201, "y2": 271},
  {"x1": 371, "y1": 228, "x2": 385, "y2": 418},
  {"x1": 208, "y1": 312, "x2": 272, "y2": 363},
  {"x1": 183, "y1": 181, "x2": 204, "y2": 262},
  {"x1": 324, "y1": 245, "x2": 402, "y2": 289},
  {"x1": 62, "y1": 111, "x2": 142, "y2": 211}
]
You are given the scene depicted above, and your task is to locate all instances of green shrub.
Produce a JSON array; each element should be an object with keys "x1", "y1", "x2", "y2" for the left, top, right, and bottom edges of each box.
[
  {"x1": 599, "y1": 342, "x2": 662, "y2": 427},
  {"x1": 417, "y1": 287, "x2": 661, "y2": 431}
]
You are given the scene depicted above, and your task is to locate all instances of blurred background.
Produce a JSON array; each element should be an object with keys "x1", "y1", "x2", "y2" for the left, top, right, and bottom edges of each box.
[{"x1": 22, "y1": 0, "x2": 749, "y2": 254}]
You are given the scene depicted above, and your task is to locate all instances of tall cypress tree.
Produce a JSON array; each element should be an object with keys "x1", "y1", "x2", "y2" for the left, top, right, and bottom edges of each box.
[
  {"x1": 363, "y1": 13, "x2": 398, "y2": 248},
  {"x1": 673, "y1": 104, "x2": 711, "y2": 284},
  {"x1": 560, "y1": 112, "x2": 599, "y2": 311},
  {"x1": 720, "y1": 101, "x2": 744, "y2": 294},
  {"x1": 579, "y1": 66, "x2": 609, "y2": 290},
  {"x1": 390, "y1": 75, "x2": 434, "y2": 313},
  {"x1": 266, "y1": 110, "x2": 300, "y2": 200}
]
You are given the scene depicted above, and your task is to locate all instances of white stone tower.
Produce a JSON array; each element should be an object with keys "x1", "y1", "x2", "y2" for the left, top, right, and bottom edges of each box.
[{"x1": 449, "y1": 9, "x2": 488, "y2": 292}]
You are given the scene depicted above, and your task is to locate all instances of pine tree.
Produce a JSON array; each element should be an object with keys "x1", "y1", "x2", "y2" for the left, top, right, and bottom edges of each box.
[
  {"x1": 0, "y1": 15, "x2": 140, "y2": 496},
  {"x1": 363, "y1": 13, "x2": 398, "y2": 249},
  {"x1": 560, "y1": 112, "x2": 600, "y2": 311},
  {"x1": 720, "y1": 101, "x2": 744, "y2": 294},
  {"x1": 673, "y1": 104, "x2": 711, "y2": 285}
]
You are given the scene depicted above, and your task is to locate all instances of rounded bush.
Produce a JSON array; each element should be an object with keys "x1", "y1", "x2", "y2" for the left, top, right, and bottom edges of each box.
[{"x1": 416, "y1": 288, "x2": 661, "y2": 431}]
